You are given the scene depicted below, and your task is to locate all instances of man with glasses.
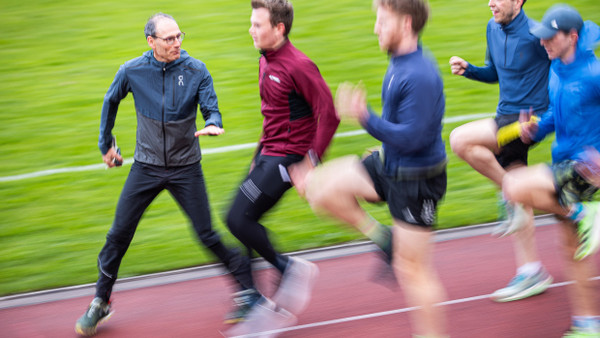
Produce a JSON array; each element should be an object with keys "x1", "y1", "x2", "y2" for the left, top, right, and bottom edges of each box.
[{"x1": 75, "y1": 13, "x2": 253, "y2": 336}]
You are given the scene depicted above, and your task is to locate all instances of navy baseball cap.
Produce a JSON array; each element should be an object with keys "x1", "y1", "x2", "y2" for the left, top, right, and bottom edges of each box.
[{"x1": 530, "y1": 4, "x2": 583, "y2": 39}]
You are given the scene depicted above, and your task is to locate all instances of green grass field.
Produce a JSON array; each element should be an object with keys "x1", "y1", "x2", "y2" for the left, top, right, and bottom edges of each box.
[{"x1": 1, "y1": 0, "x2": 599, "y2": 296}]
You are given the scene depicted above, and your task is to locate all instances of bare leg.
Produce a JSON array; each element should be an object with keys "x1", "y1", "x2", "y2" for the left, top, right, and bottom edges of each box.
[
  {"x1": 394, "y1": 221, "x2": 447, "y2": 337},
  {"x1": 306, "y1": 156, "x2": 447, "y2": 336},
  {"x1": 305, "y1": 156, "x2": 380, "y2": 231},
  {"x1": 558, "y1": 220, "x2": 600, "y2": 317},
  {"x1": 452, "y1": 119, "x2": 542, "y2": 283},
  {"x1": 509, "y1": 206, "x2": 538, "y2": 266},
  {"x1": 449, "y1": 118, "x2": 504, "y2": 186},
  {"x1": 503, "y1": 165, "x2": 569, "y2": 216}
]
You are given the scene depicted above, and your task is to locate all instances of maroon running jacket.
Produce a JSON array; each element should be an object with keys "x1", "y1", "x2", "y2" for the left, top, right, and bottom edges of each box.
[{"x1": 257, "y1": 40, "x2": 339, "y2": 160}]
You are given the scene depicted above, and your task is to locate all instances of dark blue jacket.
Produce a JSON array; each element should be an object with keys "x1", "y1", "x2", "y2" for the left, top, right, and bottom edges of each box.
[
  {"x1": 464, "y1": 10, "x2": 550, "y2": 116},
  {"x1": 98, "y1": 50, "x2": 222, "y2": 167},
  {"x1": 364, "y1": 46, "x2": 446, "y2": 174}
]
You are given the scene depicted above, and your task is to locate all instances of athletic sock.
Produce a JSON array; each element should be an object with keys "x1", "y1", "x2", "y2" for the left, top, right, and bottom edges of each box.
[
  {"x1": 357, "y1": 216, "x2": 391, "y2": 250},
  {"x1": 572, "y1": 316, "x2": 600, "y2": 333},
  {"x1": 517, "y1": 261, "x2": 542, "y2": 277}
]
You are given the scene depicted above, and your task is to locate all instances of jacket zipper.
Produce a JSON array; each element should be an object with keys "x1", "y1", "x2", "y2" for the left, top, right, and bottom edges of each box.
[
  {"x1": 504, "y1": 30, "x2": 508, "y2": 68},
  {"x1": 162, "y1": 66, "x2": 168, "y2": 169}
]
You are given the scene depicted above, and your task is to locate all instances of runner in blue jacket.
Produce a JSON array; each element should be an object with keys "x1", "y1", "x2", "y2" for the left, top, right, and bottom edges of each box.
[
  {"x1": 503, "y1": 5, "x2": 600, "y2": 336},
  {"x1": 533, "y1": 22, "x2": 600, "y2": 164}
]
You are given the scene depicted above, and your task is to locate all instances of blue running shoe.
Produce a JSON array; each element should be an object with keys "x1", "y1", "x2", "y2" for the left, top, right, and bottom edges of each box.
[{"x1": 491, "y1": 268, "x2": 553, "y2": 302}]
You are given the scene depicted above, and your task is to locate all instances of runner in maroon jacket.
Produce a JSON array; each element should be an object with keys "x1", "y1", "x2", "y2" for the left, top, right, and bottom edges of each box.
[{"x1": 224, "y1": 0, "x2": 339, "y2": 336}]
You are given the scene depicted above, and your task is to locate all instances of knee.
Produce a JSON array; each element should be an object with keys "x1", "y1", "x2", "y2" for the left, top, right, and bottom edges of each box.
[
  {"x1": 304, "y1": 158, "x2": 355, "y2": 210},
  {"x1": 305, "y1": 186, "x2": 327, "y2": 210},
  {"x1": 106, "y1": 228, "x2": 134, "y2": 248},
  {"x1": 226, "y1": 208, "x2": 246, "y2": 238},
  {"x1": 449, "y1": 128, "x2": 468, "y2": 158},
  {"x1": 501, "y1": 174, "x2": 518, "y2": 202}
]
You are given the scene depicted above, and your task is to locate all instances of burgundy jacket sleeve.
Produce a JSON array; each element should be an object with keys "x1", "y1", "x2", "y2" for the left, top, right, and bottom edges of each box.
[{"x1": 292, "y1": 60, "x2": 340, "y2": 159}]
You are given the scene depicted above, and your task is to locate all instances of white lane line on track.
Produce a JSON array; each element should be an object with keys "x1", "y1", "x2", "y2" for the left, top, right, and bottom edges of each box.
[
  {"x1": 0, "y1": 113, "x2": 493, "y2": 183},
  {"x1": 230, "y1": 276, "x2": 600, "y2": 337}
]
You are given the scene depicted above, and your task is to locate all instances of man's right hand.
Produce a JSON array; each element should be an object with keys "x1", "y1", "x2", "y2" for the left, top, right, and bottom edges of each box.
[
  {"x1": 102, "y1": 147, "x2": 123, "y2": 168},
  {"x1": 288, "y1": 155, "x2": 316, "y2": 197},
  {"x1": 449, "y1": 56, "x2": 468, "y2": 75}
]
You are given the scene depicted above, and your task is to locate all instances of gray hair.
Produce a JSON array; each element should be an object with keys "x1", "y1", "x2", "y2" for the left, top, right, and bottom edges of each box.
[{"x1": 144, "y1": 13, "x2": 175, "y2": 38}]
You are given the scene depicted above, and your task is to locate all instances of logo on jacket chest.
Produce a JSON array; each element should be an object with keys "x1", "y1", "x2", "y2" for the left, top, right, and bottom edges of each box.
[
  {"x1": 268, "y1": 74, "x2": 281, "y2": 84},
  {"x1": 178, "y1": 75, "x2": 184, "y2": 86}
]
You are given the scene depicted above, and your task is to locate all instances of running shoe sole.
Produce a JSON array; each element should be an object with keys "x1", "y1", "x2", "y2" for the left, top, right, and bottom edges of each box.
[{"x1": 491, "y1": 276, "x2": 553, "y2": 302}]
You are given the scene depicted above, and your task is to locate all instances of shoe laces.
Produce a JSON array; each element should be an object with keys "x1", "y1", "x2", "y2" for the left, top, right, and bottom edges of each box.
[
  {"x1": 507, "y1": 274, "x2": 527, "y2": 286},
  {"x1": 233, "y1": 289, "x2": 260, "y2": 307}
]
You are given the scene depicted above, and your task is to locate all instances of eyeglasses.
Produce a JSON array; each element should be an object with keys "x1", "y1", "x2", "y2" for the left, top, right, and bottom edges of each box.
[{"x1": 153, "y1": 32, "x2": 185, "y2": 45}]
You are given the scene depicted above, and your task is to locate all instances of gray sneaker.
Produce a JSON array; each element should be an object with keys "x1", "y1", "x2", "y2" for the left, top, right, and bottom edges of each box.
[
  {"x1": 492, "y1": 202, "x2": 528, "y2": 237},
  {"x1": 272, "y1": 257, "x2": 319, "y2": 315},
  {"x1": 75, "y1": 297, "x2": 113, "y2": 336},
  {"x1": 223, "y1": 297, "x2": 297, "y2": 338},
  {"x1": 491, "y1": 269, "x2": 553, "y2": 302}
]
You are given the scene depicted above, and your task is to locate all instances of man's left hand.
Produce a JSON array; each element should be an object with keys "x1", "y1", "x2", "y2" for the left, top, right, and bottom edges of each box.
[{"x1": 195, "y1": 125, "x2": 225, "y2": 137}]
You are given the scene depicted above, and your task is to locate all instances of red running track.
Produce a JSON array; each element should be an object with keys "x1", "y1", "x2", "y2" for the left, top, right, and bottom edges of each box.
[{"x1": 1, "y1": 223, "x2": 599, "y2": 337}]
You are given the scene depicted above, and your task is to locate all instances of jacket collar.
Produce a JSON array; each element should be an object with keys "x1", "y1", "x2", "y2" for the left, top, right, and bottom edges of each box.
[
  {"x1": 502, "y1": 9, "x2": 527, "y2": 33},
  {"x1": 260, "y1": 39, "x2": 291, "y2": 59},
  {"x1": 144, "y1": 49, "x2": 188, "y2": 69}
]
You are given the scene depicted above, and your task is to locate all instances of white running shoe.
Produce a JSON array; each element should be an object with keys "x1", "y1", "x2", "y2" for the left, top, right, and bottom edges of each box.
[
  {"x1": 492, "y1": 202, "x2": 528, "y2": 237},
  {"x1": 223, "y1": 297, "x2": 296, "y2": 338},
  {"x1": 490, "y1": 268, "x2": 553, "y2": 302},
  {"x1": 272, "y1": 257, "x2": 319, "y2": 315}
]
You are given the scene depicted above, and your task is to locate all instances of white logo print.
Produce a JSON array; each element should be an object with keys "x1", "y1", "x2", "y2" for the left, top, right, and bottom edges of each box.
[
  {"x1": 269, "y1": 74, "x2": 281, "y2": 84},
  {"x1": 551, "y1": 19, "x2": 558, "y2": 29},
  {"x1": 421, "y1": 199, "x2": 435, "y2": 225},
  {"x1": 403, "y1": 207, "x2": 417, "y2": 224},
  {"x1": 387, "y1": 74, "x2": 395, "y2": 91},
  {"x1": 178, "y1": 75, "x2": 184, "y2": 86}
]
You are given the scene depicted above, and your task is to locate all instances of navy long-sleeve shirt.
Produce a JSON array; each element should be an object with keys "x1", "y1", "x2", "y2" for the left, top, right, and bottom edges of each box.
[
  {"x1": 364, "y1": 46, "x2": 446, "y2": 175},
  {"x1": 463, "y1": 10, "x2": 550, "y2": 116}
]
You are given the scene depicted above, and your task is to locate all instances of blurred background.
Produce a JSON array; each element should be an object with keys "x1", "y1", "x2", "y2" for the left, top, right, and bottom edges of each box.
[{"x1": 1, "y1": 0, "x2": 598, "y2": 296}]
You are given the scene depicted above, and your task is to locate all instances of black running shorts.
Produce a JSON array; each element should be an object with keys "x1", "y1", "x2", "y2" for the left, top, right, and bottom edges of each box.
[
  {"x1": 361, "y1": 151, "x2": 447, "y2": 228},
  {"x1": 494, "y1": 114, "x2": 536, "y2": 168}
]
